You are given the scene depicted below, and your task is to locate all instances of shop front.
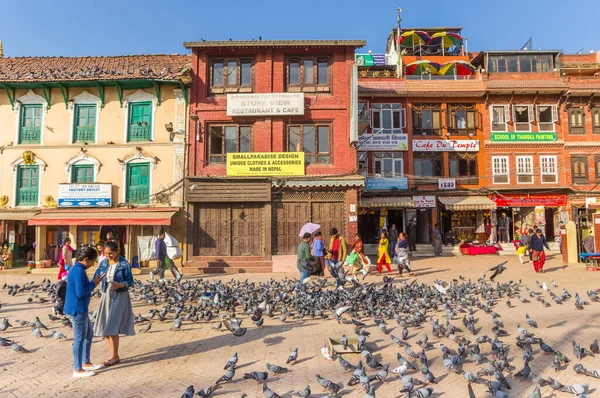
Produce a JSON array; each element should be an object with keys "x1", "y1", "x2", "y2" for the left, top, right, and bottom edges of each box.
[
  {"x1": 489, "y1": 194, "x2": 567, "y2": 242},
  {"x1": 438, "y1": 196, "x2": 496, "y2": 244},
  {"x1": 358, "y1": 196, "x2": 415, "y2": 244},
  {"x1": 0, "y1": 209, "x2": 38, "y2": 267}
]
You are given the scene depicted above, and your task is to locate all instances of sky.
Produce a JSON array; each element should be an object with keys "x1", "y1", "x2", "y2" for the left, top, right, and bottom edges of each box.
[{"x1": 0, "y1": 0, "x2": 598, "y2": 57}]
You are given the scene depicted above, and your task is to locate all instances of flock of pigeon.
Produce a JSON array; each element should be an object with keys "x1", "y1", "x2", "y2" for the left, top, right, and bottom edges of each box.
[{"x1": 1, "y1": 260, "x2": 600, "y2": 397}]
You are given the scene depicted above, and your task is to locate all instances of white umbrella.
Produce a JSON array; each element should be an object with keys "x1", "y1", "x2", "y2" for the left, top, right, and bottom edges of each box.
[{"x1": 299, "y1": 223, "x2": 321, "y2": 237}]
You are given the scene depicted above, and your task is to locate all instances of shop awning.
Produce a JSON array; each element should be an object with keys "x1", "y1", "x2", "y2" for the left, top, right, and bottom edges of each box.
[
  {"x1": 359, "y1": 196, "x2": 415, "y2": 208},
  {"x1": 439, "y1": 196, "x2": 496, "y2": 211},
  {"x1": 0, "y1": 210, "x2": 40, "y2": 221},
  {"x1": 28, "y1": 208, "x2": 178, "y2": 226}
]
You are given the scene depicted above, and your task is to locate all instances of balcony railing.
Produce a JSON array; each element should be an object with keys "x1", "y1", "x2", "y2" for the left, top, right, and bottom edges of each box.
[
  {"x1": 126, "y1": 187, "x2": 149, "y2": 204},
  {"x1": 128, "y1": 124, "x2": 151, "y2": 141},
  {"x1": 19, "y1": 126, "x2": 41, "y2": 144},
  {"x1": 74, "y1": 126, "x2": 96, "y2": 143},
  {"x1": 17, "y1": 188, "x2": 38, "y2": 206}
]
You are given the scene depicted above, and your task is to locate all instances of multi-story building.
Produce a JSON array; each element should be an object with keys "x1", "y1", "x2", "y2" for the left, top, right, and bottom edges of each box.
[
  {"x1": 0, "y1": 53, "x2": 190, "y2": 265},
  {"x1": 184, "y1": 39, "x2": 366, "y2": 273},
  {"x1": 357, "y1": 26, "x2": 494, "y2": 248}
]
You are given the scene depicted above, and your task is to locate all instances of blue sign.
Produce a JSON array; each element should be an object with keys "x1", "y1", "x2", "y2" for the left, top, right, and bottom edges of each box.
[
  {"x1": 365, "y1": 177, "x2": 408, "y2": 190},
  {"x1": 58, "y1": 183, "x2": 112, "y2": 208}
]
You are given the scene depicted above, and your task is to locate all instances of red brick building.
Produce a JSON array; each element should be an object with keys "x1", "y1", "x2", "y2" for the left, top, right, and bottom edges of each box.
[{"x1": 183, "y1": 40, "x2": 366, "y2": 272}]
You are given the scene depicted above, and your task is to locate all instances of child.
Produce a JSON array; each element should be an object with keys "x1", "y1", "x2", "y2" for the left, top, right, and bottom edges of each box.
[
  {"x1": 517, "y1": 242, "x2": 526, "y2": 264},
  {"x1": 26, "y1": 246, "x2": 35, "y2": 272}
]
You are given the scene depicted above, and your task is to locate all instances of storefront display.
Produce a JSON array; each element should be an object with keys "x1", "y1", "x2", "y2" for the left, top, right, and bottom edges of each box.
[{"x1": 451, "y1": 211, "x2": 477, "y2": 242}]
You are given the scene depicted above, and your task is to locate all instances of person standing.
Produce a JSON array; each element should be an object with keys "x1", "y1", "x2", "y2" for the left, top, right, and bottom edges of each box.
[
  {"x1": 93, "y1": 241, "x2": 135, "y2": 367},
  {"x1": 1, "y1": 242, "x2": 12, "y2": 270},
  {"x1": 352, "y1": 233, "x2": 370, "y2": 268},
  {"x1": 64, "y1": 247, "x2": 104, "y2": 378},
  {"x1": 377, "y1": 231, "x2": 393, "y2": 275},
  {"x1": 394, "y1": 232, "x2": 413, "y2": 276},
  {"x1": 297, "y1": 233, "x2": 313, "y2": 281},
  {"x1": 95, "y1": 241, "x2": 107, "y2": 265},
  {"x1": 54, "y1": 237, "x2": 74, "y2": 316},
  {"x1": 529, "y1": 228, "x2": 550, "y2": 273},
  {"x1": 407, "y1": 219, "x2": 417, "y2": 251},
  {"x1": 326, "y1": 228, "x2": 347, "y2": 277},
  {"x1": 388, "y1": 224, "x2": 398, "y2": 258},
  {"x1": 312, "y1": 231, "x2": 326, "y2": 278},
  {"x1": 433, "y1": 223, "x2": 442, "y2": 257},
  {"x1": 497, "y1": 213, "x2": 507, "y2": 243},
  {"x1": 520, "y1": 230, "x2": 532, "y2": 263}
]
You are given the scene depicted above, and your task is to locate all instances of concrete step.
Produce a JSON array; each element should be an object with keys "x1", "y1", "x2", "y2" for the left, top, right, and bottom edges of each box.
[
  {"x1": 189, "y1": 260, "x2": 273, "y2": 268},
  {"x1": 184, "y1": 256, "x2": 273, "y2": 274},
  {"x1": 192, "y1": 256, "x2": 265, "y2": 262},
  {"x1": 183, "y1": 266, "x2": 274, "y2": 275}
]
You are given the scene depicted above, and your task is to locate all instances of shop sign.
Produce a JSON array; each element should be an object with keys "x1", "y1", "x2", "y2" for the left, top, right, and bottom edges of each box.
[
  {"x1": 489, "y1": 194, "x2": 566, "y2": 207},
  {"x1": 349, "y1": 215, "x2": 358, "y2": 222},
  {"x1": 358, "y1": 133, "x2": 408, "y2": 151},
  {"x1": 490, "y1": 132, "x2": 557, "y2": 142},
  {"x1": 8, "y1": 231, "x2": 15, "y2": 244},
  {"x1": 226, "y1": 93, "x2": 304, "y2": 116},
  {"x1": 355, "y1": 53, "x2": 387, "y2": 66},
  {"x1": 413, "y1": 195, "x2": 436, "y2": 208},
  {"x1": 226, "y1": 152, "x2": 305, "y2": 176},
  {"x1": 58, "y1": 184, "x2": 112, "y2": 207},
  {"x1": 365, "y1": 177, "x2": 408, "y2": 190},
  {"x1": 412, "y1": 139, "x2": 479, "y2": 152},
  {"x1": 438, "y1": 178, "x2": 456, "y2": 190}
]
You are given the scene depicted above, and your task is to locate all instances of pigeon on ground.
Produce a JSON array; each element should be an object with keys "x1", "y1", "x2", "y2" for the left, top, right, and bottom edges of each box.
[
  {"x1": 560, "y1": 383, "x2": 589, "y2": 395},
  {"x1": 341, "y1": 334, "x2": 348, "y2": 349},
  {"x1": 196, "y1": 385, "x2": 220, "y2": 397},
  {"x1": 34, "y1": 316, "x2": 48, "y2": 330},
  {"x1": 181, "y1": 385, "x2": 194, "y2": 398},
  {"x1": 294, "y1": 385, "x2": 311, "y2": 397},
  {"x1": 224, "y1": 353, "x2": 238, "y2": 369},
  {"x1": 528, "y1": 384, "x2": 542, "y2": 398},
  {"x1": 215, "y1": 366, "x2": 235, "y2": 384},
  {"x1": 243, "y1": 371, "x2": 268, "y2": 383},
  {"x1": 266, "y1": 363, "x2": 287, "y2": 374},
  {"x1": 287, "y1": 348, "x2": 298, "y2": 364},
  {"x1": 52, "y1": 331, "x2": 67, "y2": 340},
  {"x1": 0, "y1": 318, "x2": 12, "y2": 333},
  {"x1": 171, "y1": 317, "x2": 182, "y2": 331},
  {"x1": 590, "y1": 339, "x2": 599, "y2": 355},
  {"x1": 11, "y1": 342, "x2": 28, "y2": 353},
  {"x1": 262, "y1": 382, "x2": 281, "y2": 398},
  {"x1": 488, "y1": 261, "x2": 507, "y2": 281},
  {"x1": 138, "y1": 323, "x2": 152, "y2": 333}
]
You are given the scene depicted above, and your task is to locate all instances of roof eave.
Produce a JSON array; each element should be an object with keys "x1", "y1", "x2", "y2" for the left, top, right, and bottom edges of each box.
[{"x1": 183, "y1": 40, "x2": 367, "y2": 49}]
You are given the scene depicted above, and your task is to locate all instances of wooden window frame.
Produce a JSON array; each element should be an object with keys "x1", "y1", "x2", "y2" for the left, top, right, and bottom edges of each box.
[
  {"x1": 127, "y1": 102, "x2": 152, "y2": 142},
  {"x1": 73, "y1": 104, "x2": 97, "y2": 143},
  {"x1": 571, "y1": 156, "x2": 588, "y2": 184},
  {"x1": 447, "y1": 105, "x2": 478, "y2": 136},
  {"x1": 16, "y1": 165, "x2": 39, "y2": 206},
  {"x1": 595, "y1": 155, "x2": 600, "y2": 179},
  {"x1": 592, "y1": 108, "x2": 600, "y2": 134},
  {"x1": 371, "y1": 103, "x2": 406, "y2": 132},
  {"x1": 568, "y1": 107, "x2": 585, "y2": 135},
  {"x1": 372, "y1": 152, "x2": 404, "y2": 178},
  {"x1": 513, "y1": 104, "x2": 534, "y2": 132},
  {"x1": 209, "y1": 58, "x2": 253, "y2": 94},
  {"x1": 287, "y1": 56, "x2": 331, "y2": 93},
  {"x1": 71, "y1": 164, "x2": 94, "y2": 184},
  {"x1": 286, "y1": 123, "x2": 332, "y2": 165},
  {"x1": 490, "y1": 105, "x2": 510, "y2": 132},
  {"x1": 413, "y1": 152, "x2": 444, "y2": 179},
  {"x1": 207, "y1": 124, "x2": 252, "y2": 163},
  {"x1": 516, "y1": 155, "x2": 534, "y2": 184},
  {"x1": 449, "y1": 153, "x2": 478, "y2": 184},
  {"x1": 412, "y1": 106, "x2": 442, "y2": 136},
  {"x1": 540, "y1": 155, "x2": 558, "y2": 184},
  {"x1": 125, "y1": 162, "x2": 151, "y2": 205},
  {"x1": 492, "y1": 156, "x2": 510, "y2": 184},
  {"x1": 536, "y1": 104, "x2": 558, "y2": 132},
  {"x1": 19, "y1": 104, "x2": 43, "y2": 144}
]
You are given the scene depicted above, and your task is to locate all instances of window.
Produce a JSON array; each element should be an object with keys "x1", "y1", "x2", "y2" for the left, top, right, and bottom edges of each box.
[
  {"x1": 208, "y1": 125, "x2": 251, "y2": 163},
  {"x1": 413, "y1": 153, "x2": 443, "y2": 179},
  {"x1": 19, "y1": 104, "x2": 42, "y2": 144},
  {"x1": 73, "y1": 104, "x2": 96, "y2": 143},
  {"x1": 210, "y1": 58, "x2": 252, "y2": 93},
  {"x1": 288, "y1": 124, "x2": 330, "y2": 164},
  {"x1": 592, "y1": 108, "x2": 600, "y2": 134},
  {"x1": 373, "y1": 152, "x2": 403, "y2": 178},
  {"x1": 537, "y1": 104, "x2": 558, "y2": 132},
  {"x1": 513, "y1": 105, "x2": 533, "y2": 131},
  {"x1": 488, "y1": 54, "x2": 553, "y2": 73},
  {"x1": 516, "y1": 156, "x2": 533, "y2": 183},
  {"x1": 449, "y1": 153, "x2": 478, "y2": 184},
  {"x1": 128, "y1": 102, "x2": 152, "y2": 141},
  {"x1": 595, "y1": 155, "x2": 600, "y2": 179},
  {"x1": 492, "y1": 156, "x2": 509, "y2": 184},
  {"x1": 371, "y1": 104, "x2": 406, "y2": 133},
  {"x1": 71, "y1": 164, "x2": 94, "y2": 183},
  {"x1": 571, "y1": 156, "x2": 588, "y2": 184},
  {"x1": 287, "y1": 57, "x2": 330, "y2": 91},
  {"x1": 448, "y1": 105, "x2": 477, "y2": 136},
  {"x1": 568, "y1": 108, "x2": 585, "y2": 134},
  {"x1": 540, "y1": 156, "x2": 557, "y2": 183},
  {"x1": 412, "y1": 105, "x2": 442, "y2": 136},
  {"x1": 357, "y1": 152, "x2": 367, "y2": 176},
  {"x1": 491, "y1": 105, "x2": 509, "y2": 132},
  {"x1": 126, "y1": 163, "x2": 150, "y2": 204},
  {"x1": 16, "y1": 165, "x2": 39, "y2": 206}
]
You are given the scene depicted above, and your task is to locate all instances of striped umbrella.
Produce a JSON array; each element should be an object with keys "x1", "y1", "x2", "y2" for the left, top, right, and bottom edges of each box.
[
  {"x1": 438, "y1": 60, "x2": 476, "y2": 76},
  {"x1": 399, "y1": 30, "x2": 431, "y2": 48},
  {"x1": 428, "y1": 32, "x2": 463, "y2": 48},
  {"x1": 405, "y1": 60, "x2": 441, "y2": 76}
]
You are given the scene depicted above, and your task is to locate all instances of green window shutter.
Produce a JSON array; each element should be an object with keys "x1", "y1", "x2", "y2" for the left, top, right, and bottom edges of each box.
[
  {"x1": 128, "y1": 102, "x2": 152, "y2": 141},
  {"x1": 19, "y1": 105, "x2": 42, "y2": 144},
  {"x1": 16, "y1": 165, "x2": 39, "y2": 206},
  {"x1": 71, "y1": 164, "x2": 94, "y2": 183},
  {"x1": 73, "y1": 104, "x2": 96, "y2": 143},
  {"x1": 126, "y1": 163, "x2": 150, "y2": 204}
]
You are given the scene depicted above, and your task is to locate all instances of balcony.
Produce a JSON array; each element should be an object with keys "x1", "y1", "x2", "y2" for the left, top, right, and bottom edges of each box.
[
  {"x1": 17, "y1": 188, "x2": 38, "y2": 206},
  {"x1": 74, "y1": 126, "x2": 96, "y2": 143},
  {"x1": 19, "y1": 126, "x2": 41, "y2": 144},
  {"x1": 128, "y1": 124, "x2": 151, "y2": 141},
  {"x1": 126, "y1": 187, "x2": 149, "y2": 204}
]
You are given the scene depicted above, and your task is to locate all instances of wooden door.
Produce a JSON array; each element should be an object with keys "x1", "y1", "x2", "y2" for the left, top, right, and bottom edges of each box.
[
  {"x1": 198, "y1": 204, "x2": 230, "y2": 256},
  {"x1": 273, "y1": 202, "x2": 310, "y2": 254},
  {"x1": 312, "y1": 202, "x2": 345, "y2": 241},
  {"x1": 231, "y1": 203, "x2": 263, "y2": 255}
]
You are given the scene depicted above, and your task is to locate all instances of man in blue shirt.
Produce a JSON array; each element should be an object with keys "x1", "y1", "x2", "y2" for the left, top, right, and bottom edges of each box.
[
  {"x1": 64, "y1": 247, "x2": 104, "y2": 378},
  {"x1": 312, "y1": 231, "x2": 325, "y2": 278},
  {"x1": 150, "y1": 230, "x2": 182, "y2": 282}
]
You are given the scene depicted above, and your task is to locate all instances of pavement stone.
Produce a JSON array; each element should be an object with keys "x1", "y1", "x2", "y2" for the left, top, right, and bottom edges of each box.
[{"x1": 1, "y1": 254, "x2": 600, "y2": 397}]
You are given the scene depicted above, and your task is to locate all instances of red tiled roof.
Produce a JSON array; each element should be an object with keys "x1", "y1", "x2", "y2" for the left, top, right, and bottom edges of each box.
[
  {"x1": 0, "y1": 54, "x2": 191, "y2": 84},
  {"x1": 358, "y1": 78, "x2": 485, "y2": 96},
  {"x1": 359, "y1": 79, "x2": 408, "y2": 95}
]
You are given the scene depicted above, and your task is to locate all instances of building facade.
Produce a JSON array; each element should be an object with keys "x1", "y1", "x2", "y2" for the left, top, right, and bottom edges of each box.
[
  {"x1": 0, "y1": 54, "x2": 190, "y2": 265},
  {"x1": 184, "y1": 40, "x2": 365, "y2": 272}
]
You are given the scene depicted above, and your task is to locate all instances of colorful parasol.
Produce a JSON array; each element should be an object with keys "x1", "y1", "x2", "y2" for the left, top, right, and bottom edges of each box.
[
  {"x1": 405, "y1": 60, "x2": 441, "y2": 76},
  {"x1": 428, "y1": 32, "x2": 463, "y2": 48},
  {"x1": 438, "y1": 60, "x2": 476, "y2": 76},
  {"x1": 399, "y1": 30, "x2": 431, "y2": 48}
]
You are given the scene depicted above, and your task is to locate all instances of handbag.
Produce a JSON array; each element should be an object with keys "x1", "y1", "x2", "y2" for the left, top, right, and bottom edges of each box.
[
  {"x1": 532, "y1": 250, "x2": 541, "y2": 262},
  {"x1": 299, "y1": 257, "x2": 318, "y2": 273}
]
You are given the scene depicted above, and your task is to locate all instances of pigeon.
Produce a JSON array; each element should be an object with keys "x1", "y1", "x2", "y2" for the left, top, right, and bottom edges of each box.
[
  {"x1": 138, "y1": 323, "x2": 152, "y2": 333},
  {"x1": 572, "y1": 341, "x2": 585, "y2": 360},
  {"x1": 224, "y1": 353, "x2": 238, "y2": 369},
  {"x1": 171, "y1": 317, "x2": 182, "y2": 331},
  {"x1": 316, "y1": 374, "x2": 341, "y2": 395},
  {"x1": 11, "y1": 342, "x2": 28, "y2": 353},
  {"x1": 364, "y1": 385, "x2": 376, "y2": 398},
  {"x1": 414, "y1": 387, "x2": 434, "y2": 397},
  {"x1": 560, "y1": 383, "x2": 589, "y2": 395},
  {"x1": 215, "y1": 366, "x2": 235, "y2": 384},
  {"x1": 196, "y1": 385, "x2": 220, "y2": 397},
  {"x1": 341, "y1": 334, "x2": 348, "y2": 349},
  {"x1": 287, "y1": 348, "x2": 299, "y2": 364},
  {"x1": 494, "y1": 370, "x2": 511, "y2": 390},
  {"x1": 34, "y1": 316, "x2": 48, "y2": 330},
  {"x1": 262, "y1": 382, "x2": 281, "y2": 398},
  {"x1": 538, "y1": 339, "x2": 555, "y2": 354},
  {"x1": 181, "y1": 385, "x2": 194, "y2": 398},
  {"x1": 338, "y1": 356, "x2": 356, "y2": 372},
  {"x1": 0, "y1": 318, "x2": 12, "y2": 333},
  {"x1": 266, "y1": 363, "x2": 287, "y2": 374},
  {"x1": 321, "y1": 343, "x2": 333, "y2": 360},
  {"x1": 52, "y1": 331, "x2": 67, "y2": 340},
  {"x1": 525, "y1": 314, "x2": 538, "y2": 328},
  {"x1": 463, "y1": 371, "x2": 478, "y2": 383},
  {"x1": 32, "y1": 327, "x2": 43, "y2": 338},
  {"x1": 514, "y1": 360, "x2": 531, "y2": 378},
  {"x1": 528, "y1": 384, "x2": 542, "y2": 398},
  {"x1": 243, "y1": 371, "x2": 268, "y2": 383},
  {"x1": 590, "y1": 339, "x2": 599, "y2": 355},
  {"x1": 488, "y1": 261, "x2": 507, "y2": 281},
  {"x1": 294, "y1": 385, "x2": 311, "y2": 397}
]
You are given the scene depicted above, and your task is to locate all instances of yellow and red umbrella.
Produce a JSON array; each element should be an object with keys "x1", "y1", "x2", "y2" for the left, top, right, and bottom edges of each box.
[
  {"x1": 405, "y1": 60, "x2": 441, "y2": 76},
  {"x1": 428, "y1": 32, "x2": 463, "y2": 48},
  {"x1": 438, "y1": 60, "x2": 476, "y2": 76},
  {"x1": 399, "y1": 30, "x2": 431, "y2": 48}
]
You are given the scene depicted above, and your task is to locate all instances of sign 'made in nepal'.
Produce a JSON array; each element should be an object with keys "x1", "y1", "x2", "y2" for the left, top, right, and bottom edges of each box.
[
  {"x1": 226, "y1": 93, "x2": 305, "y2": 116},
  {"x1": 227, "y1": 152, "x2": 305, "y2": 176},
  {"x1": 490, "y1": 132, "x2": 557, "y2": 142},
  {"x1": 58, "y1": 184, "x2": 112, "y2": 207}
]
